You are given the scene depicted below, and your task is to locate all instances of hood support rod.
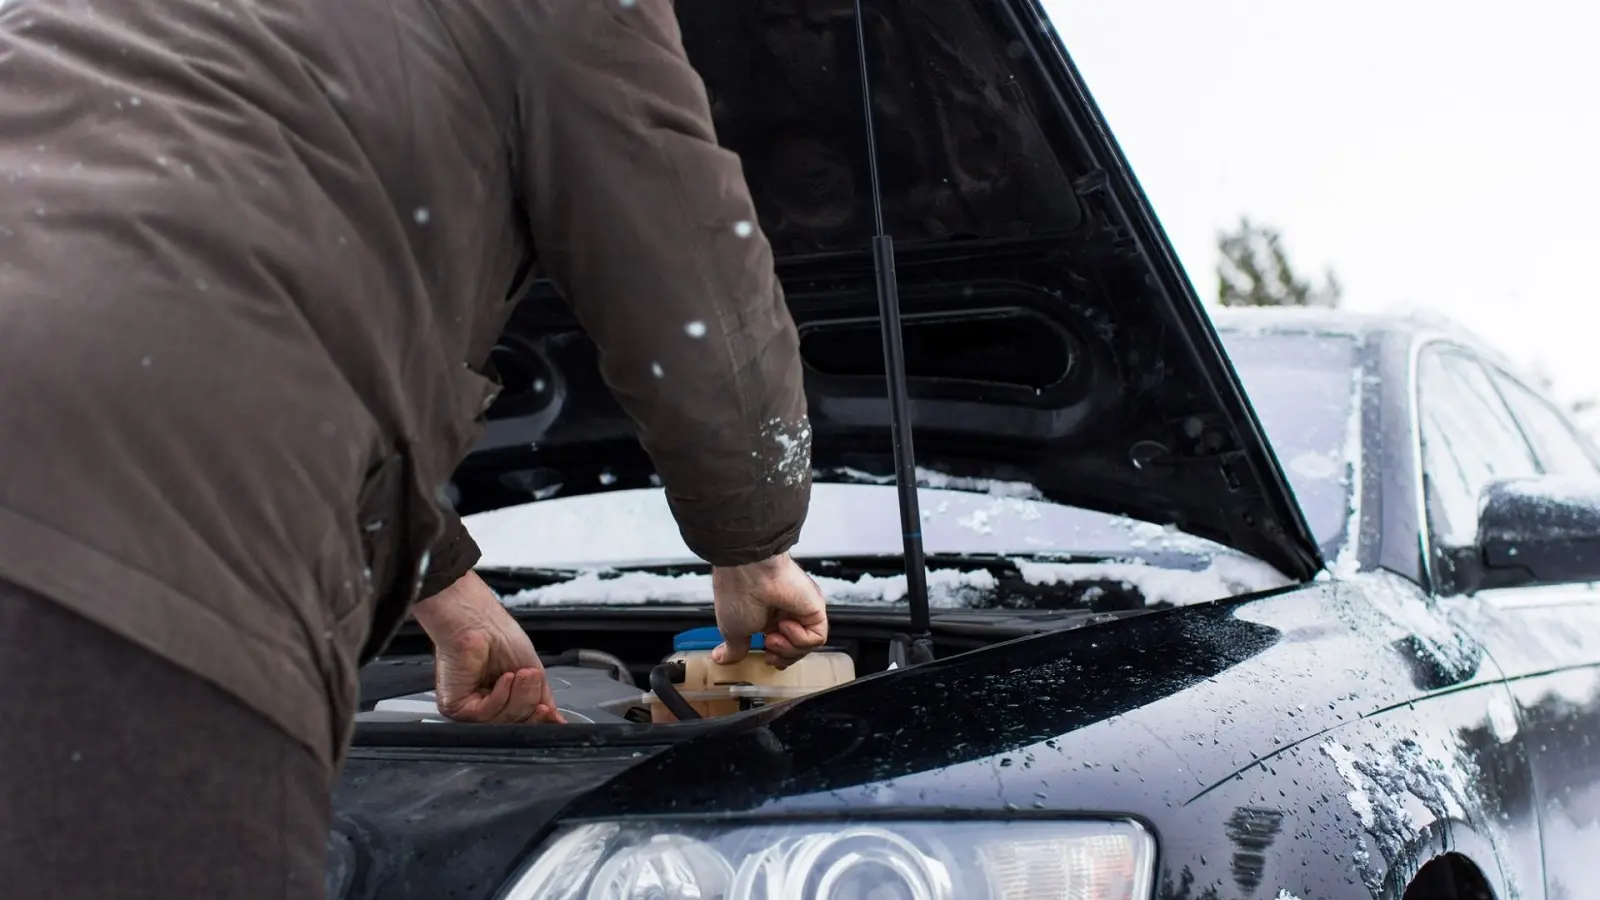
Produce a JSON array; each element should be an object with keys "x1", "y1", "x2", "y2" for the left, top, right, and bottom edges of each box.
[{"x1": 853, "y1": 0, "x2": 934, "y2": 666}]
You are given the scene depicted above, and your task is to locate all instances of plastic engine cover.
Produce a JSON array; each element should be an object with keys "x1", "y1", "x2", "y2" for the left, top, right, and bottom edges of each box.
[{"x1": 356, "y1": 664, "x2": 644, "y2": 724}]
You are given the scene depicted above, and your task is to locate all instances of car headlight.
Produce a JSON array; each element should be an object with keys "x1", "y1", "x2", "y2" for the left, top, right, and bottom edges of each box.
[{"x1": 496, "y1": 819, "x2": 1155, "y2": 900}]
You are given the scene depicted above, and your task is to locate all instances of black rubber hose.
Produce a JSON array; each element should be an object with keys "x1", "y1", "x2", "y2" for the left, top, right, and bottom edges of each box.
[{"x1": 649, "y1": 662, "x2": 701, "y2": 721}]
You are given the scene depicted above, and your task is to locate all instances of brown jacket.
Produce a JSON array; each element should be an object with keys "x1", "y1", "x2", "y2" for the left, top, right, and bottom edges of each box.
[{"x1": 0, "y1": 0, "x2": 810, "y2": 767}]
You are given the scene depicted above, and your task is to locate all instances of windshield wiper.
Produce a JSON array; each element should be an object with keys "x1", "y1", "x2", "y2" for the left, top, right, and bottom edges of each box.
[{"x1": 475, "y1": 565, "x2": 591, "y2": 589}]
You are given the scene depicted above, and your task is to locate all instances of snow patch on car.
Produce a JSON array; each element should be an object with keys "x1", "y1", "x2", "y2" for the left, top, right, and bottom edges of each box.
[
  {"x1": 1015, "y1": 555, "x2": 1290, "y2": 605},
  {"x1": 1541, "y1": 784, "x2": 1600, "y2": 891},
  {"x1": 1483, "y1": 476, "x2": 1600, "y2": 542},
  {"x1": 498, "y1": 556, "x2": 1289, "y2": 610},
  {"x1": 1319, "y1": 739, "x2": 1380, "y2": 832},
  {"x1": 1286, "y1": 450, "x2": 1342, "y2": 481},
  {"x1": 1326, "y1": 571, "x2": 1481, "y2": 683},
  {"x1": 466, "y1": 474, "x2": 1296, "y2": 608},
  {"x1": 1317, "y1": 365, "x2": 1365, "y2": 579},
  {"x1": 1499, "y1": 475, "x2": 1600, "y2": 505},
  {"x1": 465, "y1": 483, "x2": 1260, "y2": 572},
  {"x1": 500, "y1": 567, "x2": 997, "y2": 609},
  {"x1": 1319, "y1": 732, "x2": 1497, "y2": 896},
  {"x1": 825, "y1": 465, "x2": 1044, "y2": 500}
]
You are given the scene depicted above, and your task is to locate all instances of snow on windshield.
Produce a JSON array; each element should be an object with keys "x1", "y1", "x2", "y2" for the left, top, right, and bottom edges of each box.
[
  {"x1": 465, "y1": 327, "x2": 1360, "y2": 608},
  {"x1": 1217, "y1": 329, "x2": 1363, "y2": 557},
  {"x1": 470, "y1": 477, "x2": 1228, "y2": 571},
  {"x1": 497, "y1": 553, "x2": 1291, "y2": 610},
  {"x1": 466, "y1": 479, "x2": 1291, "y2": 608}
]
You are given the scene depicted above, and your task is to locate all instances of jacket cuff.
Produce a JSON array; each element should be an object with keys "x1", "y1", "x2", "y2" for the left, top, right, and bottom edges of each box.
[
  {"x1": 674, "y1": 490, "x2": 809, "y2": 567},
  {"x1": 419, "y1": 513, "x2": 482, "y2": 599}
]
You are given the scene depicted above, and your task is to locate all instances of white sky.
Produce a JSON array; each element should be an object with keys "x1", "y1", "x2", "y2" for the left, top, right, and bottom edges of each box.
[{"x1": 1043, "y1": 0, "x2": 1600, "y2": 410}]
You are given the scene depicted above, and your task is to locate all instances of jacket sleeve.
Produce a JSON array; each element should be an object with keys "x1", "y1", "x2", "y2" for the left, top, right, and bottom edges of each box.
[
  {"x1": 418, "y1": 511, "x2": 482, "y2": 599},
  {"x1": 516, "y1": 0, "x2": 811, "y2": 566}
]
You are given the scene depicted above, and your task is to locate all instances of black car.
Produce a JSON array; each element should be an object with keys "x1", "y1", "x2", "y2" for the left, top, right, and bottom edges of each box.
[{"x1": 329, "y1": 0, "x2": 1600, "y2": 898}]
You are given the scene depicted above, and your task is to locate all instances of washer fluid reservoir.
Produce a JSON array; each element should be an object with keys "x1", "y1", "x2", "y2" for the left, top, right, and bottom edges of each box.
[{"x1": 649, "y1": 626, "x2": 856, "y2": 722}]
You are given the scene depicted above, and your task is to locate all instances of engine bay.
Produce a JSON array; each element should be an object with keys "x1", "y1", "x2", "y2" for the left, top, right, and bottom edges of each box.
[
  {"x1": 356, "y1": 626, "x2": 860, "y2": 730},
  {"x1": 352, "y1": 609, "x2": 1063, "y2": 734},
  {"x1": 358, "y1": 621, "x2": 883, "y2": 723},
  {"x1": 358, "y1": 622, "x2": 870, "y2": 727}
]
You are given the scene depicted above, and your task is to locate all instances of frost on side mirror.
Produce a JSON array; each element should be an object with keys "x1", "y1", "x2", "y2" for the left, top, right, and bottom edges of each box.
[{"x1": 1476, "y1": 476, "x2": 1600, "y2": 590}]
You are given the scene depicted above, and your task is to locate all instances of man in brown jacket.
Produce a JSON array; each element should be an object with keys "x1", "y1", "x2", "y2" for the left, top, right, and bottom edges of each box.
[{"x1": 0, "y1": 0, "x2": 829, "y2": 895}]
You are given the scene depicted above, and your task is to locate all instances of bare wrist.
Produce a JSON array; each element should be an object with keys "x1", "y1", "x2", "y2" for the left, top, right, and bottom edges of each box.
[
  {"x1": 412, "y1": 570, "x2": 497, "y2": 639},
  {"x1": 715, "y1": 553, "x2": 787, "y2": 575},
  {"x1": 713, "y1": 554, "x2": 792, "y2": 593}
]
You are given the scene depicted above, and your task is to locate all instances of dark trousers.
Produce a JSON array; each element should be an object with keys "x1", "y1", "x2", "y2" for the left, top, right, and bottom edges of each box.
[{"x1": 0, "y1": 579, "x2": 330, "y2": 898}]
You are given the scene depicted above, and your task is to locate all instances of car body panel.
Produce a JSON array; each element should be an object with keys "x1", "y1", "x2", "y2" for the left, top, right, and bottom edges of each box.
[
  {"x1": 1460, "y1": 588, "x2": 1600, "y2": 900},
  {"x1": 1396, "y1": 328, "x2": 1600, "y2": 898},
  {"x1": 332, "y1": 570, "x2": 1555, "y2": 899},
  {"x1": 557, "y1": 580, "x2": 1502, "y2": 821},
  {"x1": 326, "y1": 752, "x2": 645, "y2": 900}
]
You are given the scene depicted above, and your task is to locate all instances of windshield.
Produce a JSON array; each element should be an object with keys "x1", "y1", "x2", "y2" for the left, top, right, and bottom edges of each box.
[
  {"x1": 1216, "y1": 329, "x2": 1363, "y2": 558},
  {"x1": 465, "y1": 329, "x2": 1360, "y2": 606}
]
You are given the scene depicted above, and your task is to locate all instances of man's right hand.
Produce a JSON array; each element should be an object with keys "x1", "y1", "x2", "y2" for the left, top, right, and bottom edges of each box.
[
  {"x1": 412, "y1": 571, "x2": 566, "y2": 725},
  {"x1": 711, "y1": 554, "x2": 828, "y2": 669}
]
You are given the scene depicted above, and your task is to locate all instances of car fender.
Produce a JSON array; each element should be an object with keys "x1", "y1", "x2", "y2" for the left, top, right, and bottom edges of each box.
[{"x1": 1185, "y1": 694, "x2": 1538, "y2": 900}]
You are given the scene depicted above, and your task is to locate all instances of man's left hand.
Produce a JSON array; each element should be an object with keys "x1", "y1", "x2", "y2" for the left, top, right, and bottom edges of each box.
[{"x1": 411, "y1": 571, "x2": 567, "y2": 724}]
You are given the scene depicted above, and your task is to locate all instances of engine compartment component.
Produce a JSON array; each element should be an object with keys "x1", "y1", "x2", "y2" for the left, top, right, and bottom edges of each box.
[
  {"x1": 647, "y1": 627, "x2": 858, "y2": 722},
  {"x1": 358, "y1": 663, "x2": 647, "y2": 725},
  {"x1": 356, "y1": 627, "x2": 862, "y2": 727}
]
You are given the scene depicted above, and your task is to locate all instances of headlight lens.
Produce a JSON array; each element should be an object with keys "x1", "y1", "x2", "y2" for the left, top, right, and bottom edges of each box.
[{"x1": 498, "y1": 819, "x2": 1155, "y2": 900}]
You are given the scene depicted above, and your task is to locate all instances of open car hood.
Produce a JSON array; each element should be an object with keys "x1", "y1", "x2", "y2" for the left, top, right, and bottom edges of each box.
[{"x1": 450, "y1": 0, "x2": 1323, "y2": 581}]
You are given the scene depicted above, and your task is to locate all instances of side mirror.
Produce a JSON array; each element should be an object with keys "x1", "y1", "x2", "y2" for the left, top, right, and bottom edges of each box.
[{"x1": 1475, "y1": 477, "x2": 1600, "y2": 590}]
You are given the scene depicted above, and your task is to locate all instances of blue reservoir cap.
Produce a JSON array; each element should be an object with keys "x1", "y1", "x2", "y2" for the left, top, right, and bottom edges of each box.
[{"x1": 673, "y1": 626, "x2": 763, "y2": 652}]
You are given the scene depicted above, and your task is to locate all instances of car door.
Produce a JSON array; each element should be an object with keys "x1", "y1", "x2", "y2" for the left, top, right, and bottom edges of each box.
[
  {"x1": 1411, "y1": 343, "x2": 1548, "y2": 897},
  {"x1": 1416, "y1": 343, "x2": 1600, "y2": 898},
  {"x1": 1478, "y1": 365, "x2": 1600, "y2": 894}
]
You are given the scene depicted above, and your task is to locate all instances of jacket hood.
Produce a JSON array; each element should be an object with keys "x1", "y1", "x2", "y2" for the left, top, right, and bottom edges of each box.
[{"x1": 452, "y1": 0, "x2": 1323, "y2": 581}]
